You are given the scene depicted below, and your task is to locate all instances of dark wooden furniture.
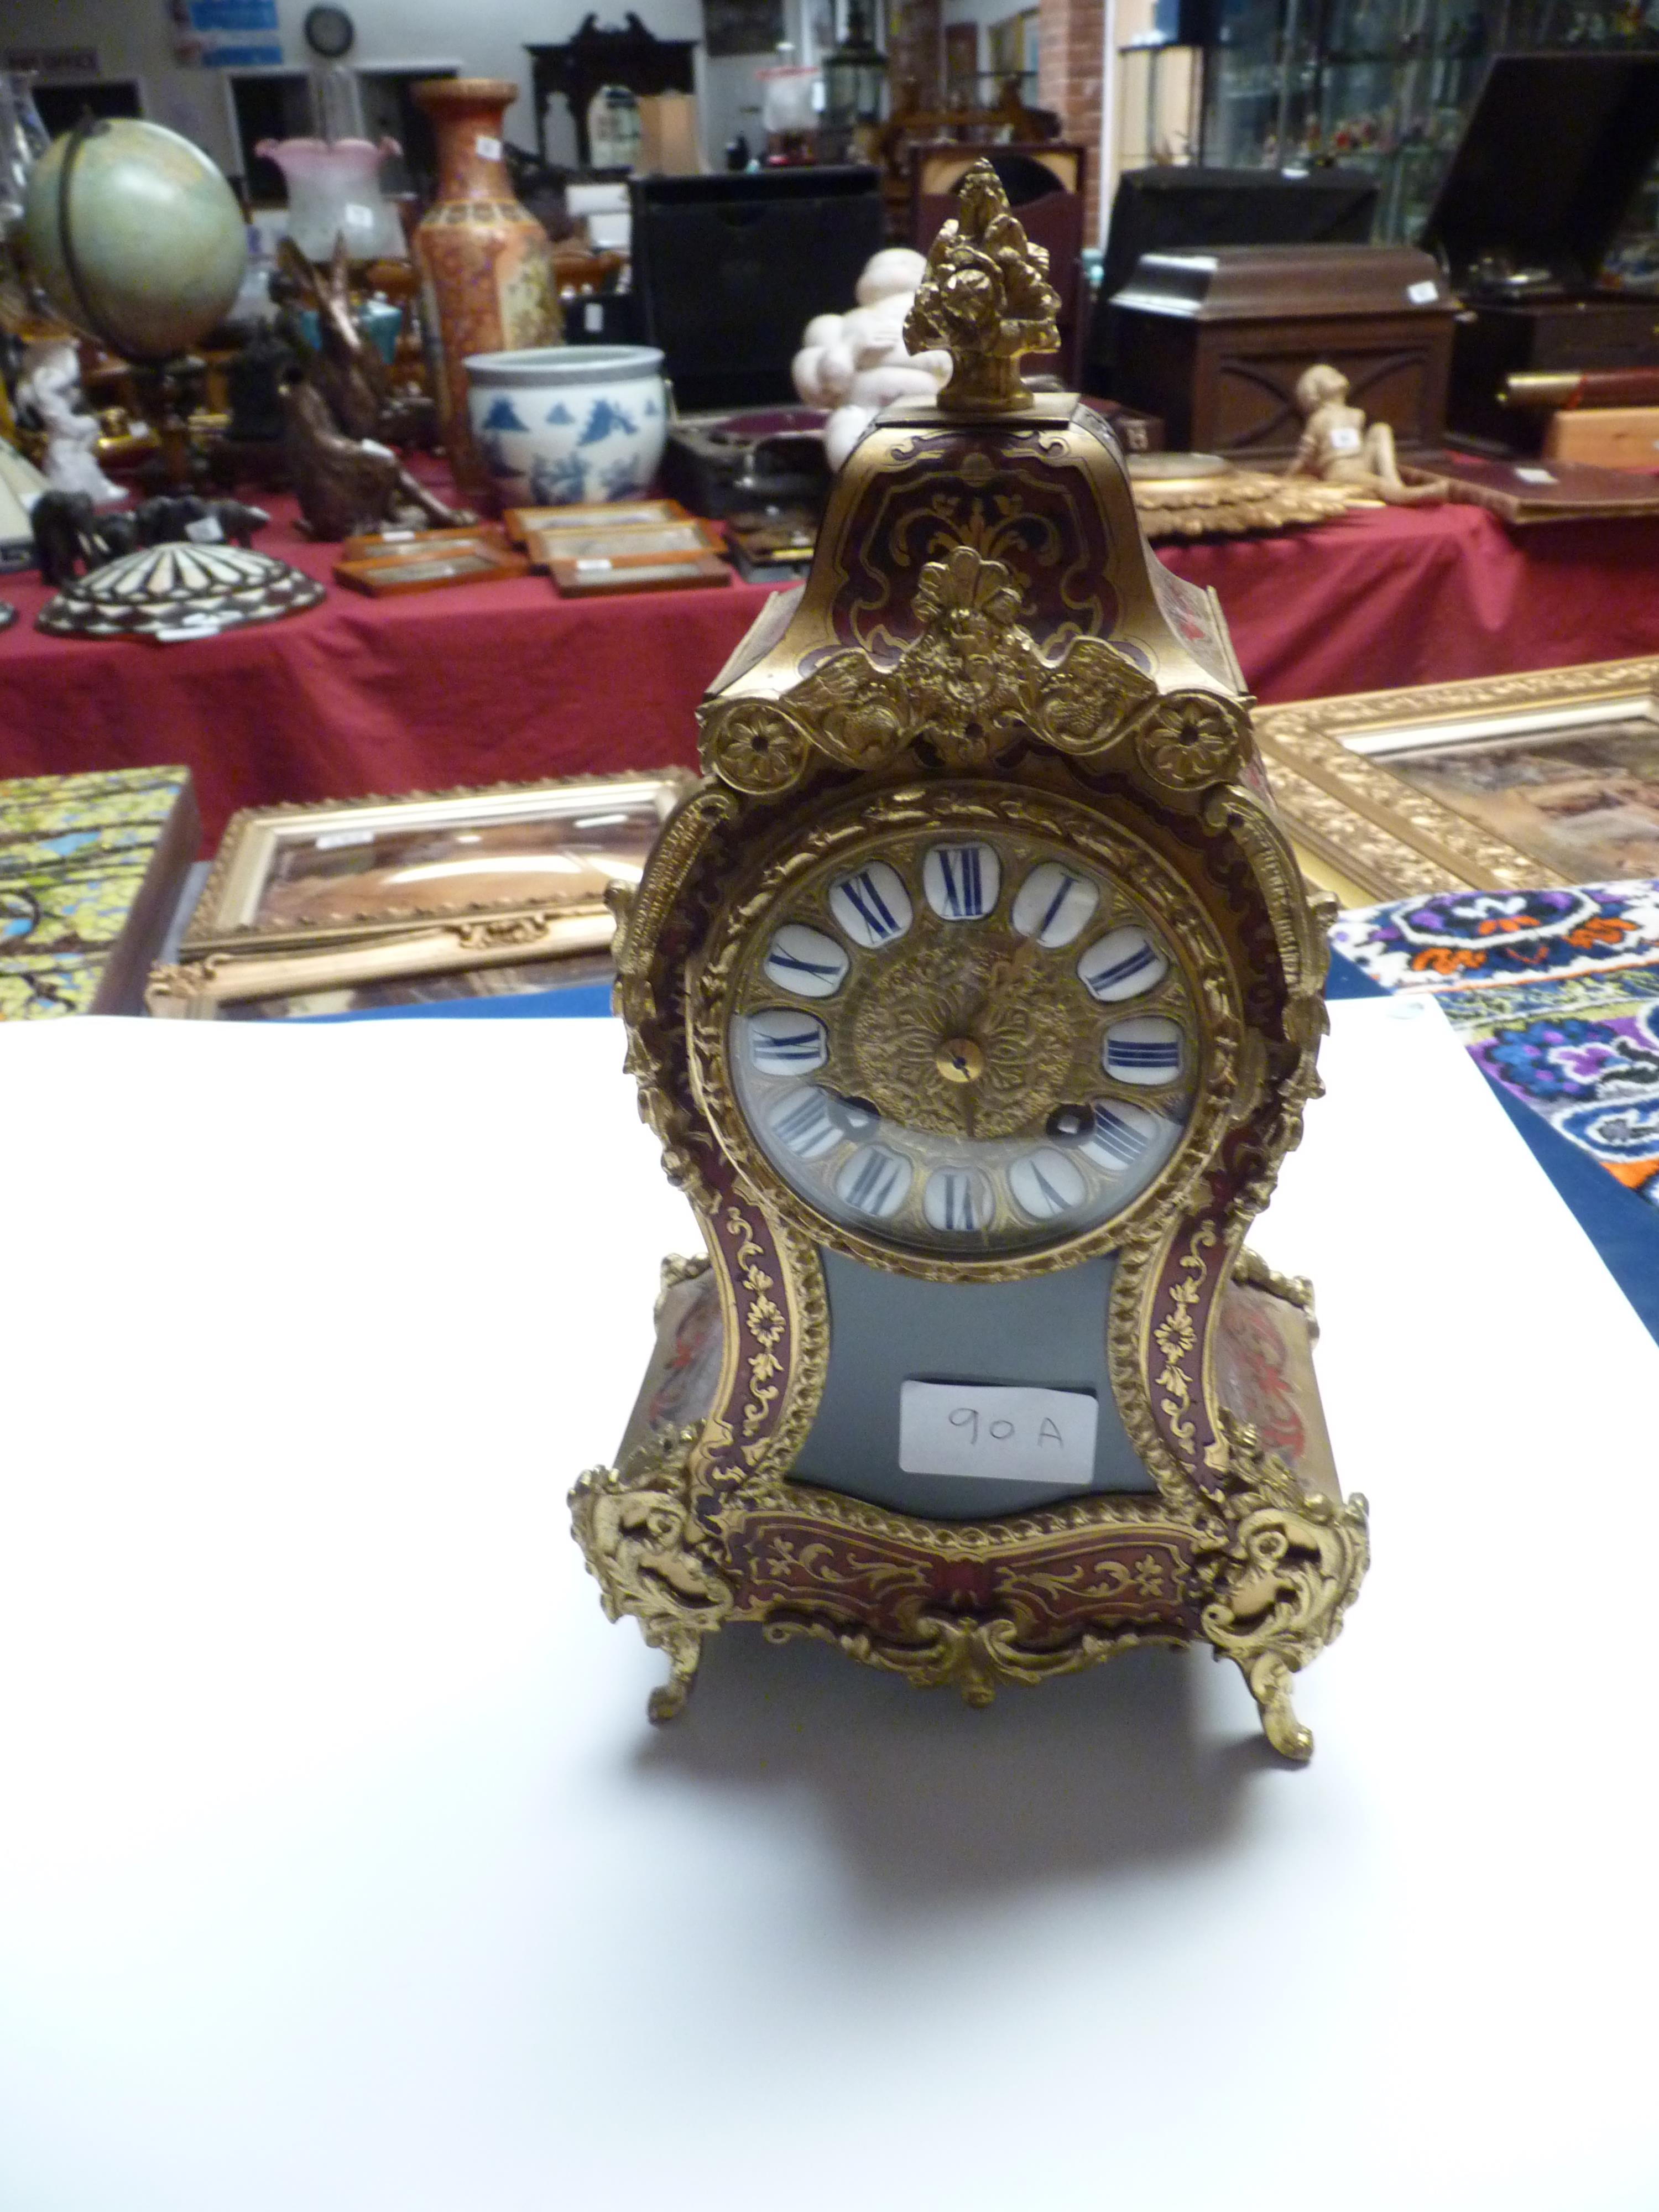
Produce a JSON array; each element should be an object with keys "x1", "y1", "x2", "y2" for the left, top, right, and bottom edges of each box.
[
  {"x1": 526, "y1": 15, "x2": 697, "y2": 169},
  {"x1": 1420, "y1": 54, "x2": 1659, "y2": 451},
  {"x1": 1105, "y1": 242, "x2": 1455, "y2": 460},
  {"x1": 631, "y1": 168, "x2": 884, "y2": 412}
]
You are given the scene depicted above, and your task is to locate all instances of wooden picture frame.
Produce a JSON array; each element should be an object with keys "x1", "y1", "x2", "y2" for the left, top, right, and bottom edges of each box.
[
  {"x1": 549, "y1": 550, "x2": 732, "y2": 597},
  {"x1": 502, "y1": 498, "x2": 696, "y2": 545},
  {"x1": 333, "y1": 529, "x2": 530, "y2": 597},
  {"x1": 1250, "y1": 657, "x2": 1659, "y2": 904},
  {"x1": 149, "y1": 768, "x2": 694, "y2": 1017}
]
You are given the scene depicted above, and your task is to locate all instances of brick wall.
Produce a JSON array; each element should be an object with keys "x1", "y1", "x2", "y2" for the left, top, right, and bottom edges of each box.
[{"x1": 1038, "y1": 0, "x2": 1105, "y2": 244}]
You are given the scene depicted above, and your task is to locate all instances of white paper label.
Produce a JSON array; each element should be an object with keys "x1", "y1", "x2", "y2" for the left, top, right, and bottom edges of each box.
[
  {"x1": 576, "y1": 557, "x2": 613, "y2": 572},
  {"x1": 184, "y1": 516, "x2": 224, "y2": 543},
  {"x1": 584, "y1": 299, "x2": 603, "y2": 331},
  {"x1": 1407, "y1": 278, "x2": 1440, "y2": 305},
  {"x1": 898, "y1": 1381, "x2": 1097, "y2": 1487},
  {"x1": 343, "y1": 202, "x2": 375, "y2": 231},
  {"x1": 1515, "y1": 466, "x2": 1557, "y2": 483},
  {"x1": 379, "y1": 528, "x2": 416, "y2": 542},
  {"x1": 1327, "y1": 424, "x2": 1363, "y2": 453},
  {"x1": 475, "y1": 133, "x2": 502, "y2": 160},
  {"x1": 314, "y1": 826, "x2": 376, "y2": 851}
]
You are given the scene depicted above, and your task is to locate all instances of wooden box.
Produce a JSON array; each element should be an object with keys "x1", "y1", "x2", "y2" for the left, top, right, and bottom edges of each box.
[
  {"x1": 1543, "y1": 403, "x2": 1659, "y2": 471},
  {"x1": 1105, "y1": 242, "x2": 1456, "y2": 460},
  {"x1": 1446, "y1": 300, "x2": 1659, "y2": 451}
]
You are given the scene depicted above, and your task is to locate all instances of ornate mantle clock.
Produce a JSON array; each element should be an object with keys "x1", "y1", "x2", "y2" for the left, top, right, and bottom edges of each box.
[{"x1": 572, "y1": 165, "x2": 1369, "y2": 1760}]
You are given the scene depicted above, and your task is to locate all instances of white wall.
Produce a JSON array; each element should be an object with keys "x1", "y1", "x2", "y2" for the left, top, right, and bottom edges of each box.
[{"x1": 1, "y1": 0, "x2": 711, "y2": 173}]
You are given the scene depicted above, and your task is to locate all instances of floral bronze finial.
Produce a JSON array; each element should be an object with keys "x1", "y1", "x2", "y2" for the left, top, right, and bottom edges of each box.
[{"x1": 902, "y1": 159, "x2": 1062, "y2": 415}]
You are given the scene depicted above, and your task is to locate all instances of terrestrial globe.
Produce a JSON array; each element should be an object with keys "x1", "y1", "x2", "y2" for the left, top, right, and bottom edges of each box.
[{"x1": 22, "y1": 119, "x2": 247, "y2": 361}]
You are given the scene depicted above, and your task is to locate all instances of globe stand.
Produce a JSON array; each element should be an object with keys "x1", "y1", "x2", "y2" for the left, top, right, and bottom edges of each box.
[{"x1": 126, "y1": 355, "x2": 210, "y2": 492}]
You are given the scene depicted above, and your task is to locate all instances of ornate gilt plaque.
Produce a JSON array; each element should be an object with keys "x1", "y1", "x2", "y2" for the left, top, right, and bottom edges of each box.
[{"x1": 571, "y1": 166, "x2": 1369, "y2": 1760}]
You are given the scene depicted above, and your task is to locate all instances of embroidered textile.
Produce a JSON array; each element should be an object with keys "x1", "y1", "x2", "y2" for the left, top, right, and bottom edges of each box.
[{"x1": 1332, "y1": 880, "x2": 1659, "y2": 1207}]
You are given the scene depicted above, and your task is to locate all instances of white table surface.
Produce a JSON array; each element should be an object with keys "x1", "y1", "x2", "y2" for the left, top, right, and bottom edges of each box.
[{"x1": 1, "y1": 1001, "x2": 1654, "y2": 2212}]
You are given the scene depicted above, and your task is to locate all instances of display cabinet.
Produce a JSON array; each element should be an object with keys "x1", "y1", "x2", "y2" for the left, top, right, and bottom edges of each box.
[{"x1": 1199, "y1": 0, "x2": 1659, "y2": 244}]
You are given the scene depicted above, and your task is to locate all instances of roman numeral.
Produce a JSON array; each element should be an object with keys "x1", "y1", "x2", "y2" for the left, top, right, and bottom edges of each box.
[
  {"x1": 926, "y1": 1170, "x2": 988, "y2": 1232},
  {"x1": 1038, "y1": 874, "x2": 1081, "y2": 941},
  {"x1": 926, "y1": 841, "x2": 999, "y2": 921},
  {"x1": 749, "y1": 1013, "x2": 828, "y2": 1072},
  {"x1": 940, "y1": 846, "x2": 980, "y2": 917},
  {"x1": 1013, "y1": 863, "x2": 1099, "y2": 947},
  {"x1": 1083, "y1": 942, "x2": 1158, "y2": 997},
  {"x1": 770, "y1": 1088, "x2": 841, "y2": 1157},
  {"x1": 830, "y1": 864, "x2": 911, "y2": 947},
  {"x1": 763, "y1": 925, "x2": 848, "y2": 998},
  {"x1": 1084, "y1": 1104, "x2": 1151, "y2": 1168},
  {"x1": 770, "y1": 948, "x2": 838, "y2": 980},
  {"x1": 839, "y1": 1145, "x2": 910, "y2": 1218},
  {"x1": 1107, "y1": 1039, "x2": 1181, "y2": 1070}
]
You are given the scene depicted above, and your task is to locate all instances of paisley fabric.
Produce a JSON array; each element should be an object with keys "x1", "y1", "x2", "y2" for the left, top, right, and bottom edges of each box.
[{"x1": 1332, "y1": 880, "x2": 1659, "y2": 1206}]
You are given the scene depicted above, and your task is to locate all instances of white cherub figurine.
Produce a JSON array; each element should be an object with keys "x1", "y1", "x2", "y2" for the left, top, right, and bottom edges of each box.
[
  {"x1": 17, "y1": 340, "x2": 126, "y2": 505},
  {"x1": 792, "y1": 247, "x2": 952, "y2": 471}
]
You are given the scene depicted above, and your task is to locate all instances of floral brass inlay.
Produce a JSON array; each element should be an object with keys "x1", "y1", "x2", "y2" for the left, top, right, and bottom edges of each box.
[{"x1": 847, "y1": 928, "x2": 1077, "y2": 1141}]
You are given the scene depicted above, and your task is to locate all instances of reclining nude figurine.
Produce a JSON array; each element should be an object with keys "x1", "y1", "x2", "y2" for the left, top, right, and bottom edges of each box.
[{"x1": 1286, "y1": 362, "x2": 1443, "y2": 505}]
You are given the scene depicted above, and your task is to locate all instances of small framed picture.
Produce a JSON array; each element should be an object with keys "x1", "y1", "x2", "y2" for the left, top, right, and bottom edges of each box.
[
  {"x1": 333, "y1": 530, "x2": 530, "y2": 596},
  {"x1": 521, "y1": 518, "x2": 724, "y2": 569},
  {"x1": 503, "y1": 498, "x2": 696, "y2": 545},
  {"x1": 152, "y1": 768, "x2": 695, "y2": 1015},
  {"x1": 549, "y1": 551, "x2": 732, "y2": 597}
]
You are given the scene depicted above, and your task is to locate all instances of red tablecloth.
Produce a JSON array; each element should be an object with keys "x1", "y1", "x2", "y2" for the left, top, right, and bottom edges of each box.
[{"x1": 6, "y1": 488, "x2": 1659, "y2": 849}]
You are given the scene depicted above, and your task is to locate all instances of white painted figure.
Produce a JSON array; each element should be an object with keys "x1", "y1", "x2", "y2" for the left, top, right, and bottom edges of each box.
[
  {"x1": 791, "y1": 246, "x2": 951, "y2": 471},
  {"x1": 17, "y1": 340, "x2": 126, "y2": 505}
]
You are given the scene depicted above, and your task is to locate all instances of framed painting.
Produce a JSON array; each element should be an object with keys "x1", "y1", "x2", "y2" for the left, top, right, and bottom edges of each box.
[
  {"x1": 149, "y1": 768, "x2": 693, "y2": 1016},
  {"x1": 1248, "y1": 659, "x2": 1659, "y2": 905}
]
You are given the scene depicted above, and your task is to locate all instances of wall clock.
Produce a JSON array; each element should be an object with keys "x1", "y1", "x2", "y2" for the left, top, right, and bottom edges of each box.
[
  {"x1": 303, "y1": 6, "x2": 356, "y2": 61},
  {"x1": 572, "y1": 164, "x2": 1370, "y2": 1760}
]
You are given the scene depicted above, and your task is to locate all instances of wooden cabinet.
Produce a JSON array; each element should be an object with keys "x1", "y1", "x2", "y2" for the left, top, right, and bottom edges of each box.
[{"x1": 1105, "y1": 242, "x2": 1454, "y2": 458}]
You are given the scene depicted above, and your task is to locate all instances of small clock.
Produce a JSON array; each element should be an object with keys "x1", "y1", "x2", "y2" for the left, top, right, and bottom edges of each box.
[
  {"x1": 573, "y1": 161, "x2": 1370, "y2": 1762},
  {"x1": 303, "y1": 6, "x2": 356, "y2": 60}
]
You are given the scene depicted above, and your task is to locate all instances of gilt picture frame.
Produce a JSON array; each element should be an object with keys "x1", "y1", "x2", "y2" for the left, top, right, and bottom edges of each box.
[
  {"x1": 148, "y1": 768, "x2": 693, "y2": 1018},
  {"x1": 1250, "y1": 656, "x2": 1659, "y2": 904}
]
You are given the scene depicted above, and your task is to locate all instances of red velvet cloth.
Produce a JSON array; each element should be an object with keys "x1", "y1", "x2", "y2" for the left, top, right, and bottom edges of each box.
[
  {"x1": 6, "y1": 488, "x2": 1659, "y2": 849},
  {"x1": 1164, "y1": 497, "x2": 1659, "y2": 705}
]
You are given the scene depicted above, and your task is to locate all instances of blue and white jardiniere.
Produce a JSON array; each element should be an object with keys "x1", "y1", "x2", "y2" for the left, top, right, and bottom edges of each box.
[{"x1": 462, "y1": 344, "x2": 668, "y2": 507}]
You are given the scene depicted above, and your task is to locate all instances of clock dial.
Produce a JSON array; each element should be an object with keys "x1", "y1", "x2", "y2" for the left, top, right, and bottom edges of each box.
[{"x1": 721, "y1": 808, "x2": 1216, "y2": 1262}]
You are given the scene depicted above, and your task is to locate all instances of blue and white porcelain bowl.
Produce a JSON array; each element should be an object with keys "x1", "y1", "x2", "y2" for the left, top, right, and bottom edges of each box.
[{"x1": 462, "y1": 344, "x2": 667, "y2": 508}]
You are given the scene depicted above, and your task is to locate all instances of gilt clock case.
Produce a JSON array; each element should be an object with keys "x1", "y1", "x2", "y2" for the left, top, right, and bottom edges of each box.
[{"x1": 573, "y1": 182, "x2": 1368, "y2": 1759}]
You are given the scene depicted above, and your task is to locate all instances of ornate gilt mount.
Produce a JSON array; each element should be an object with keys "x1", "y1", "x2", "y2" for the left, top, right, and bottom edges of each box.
[
  {"x1": 903, "y1": 160, "x2": 1061, "y2": 415},
  {"x1": 1194, "y1": 1413, "x2": 1370, "y2": 1761},
  {"x1": 700, "y1": 544, "x2": 1245, "y2": 798}
]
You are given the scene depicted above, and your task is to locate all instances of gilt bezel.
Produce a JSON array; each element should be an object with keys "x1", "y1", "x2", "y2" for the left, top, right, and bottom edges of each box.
[{"x1": 688, "y1": 780, "x2": 1244, "y2": 1283}]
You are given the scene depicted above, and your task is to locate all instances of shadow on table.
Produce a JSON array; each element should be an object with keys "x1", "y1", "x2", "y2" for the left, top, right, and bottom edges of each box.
[{"x1": 632, "y1": 1624, "x2": 1271, "y2": 1900}]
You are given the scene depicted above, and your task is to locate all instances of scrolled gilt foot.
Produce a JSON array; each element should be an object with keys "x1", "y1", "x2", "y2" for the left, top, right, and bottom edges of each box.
[
  {"x1": 569, "y1": 1429, "x2": 734, "y2": 1725},
  {"x1": 1196, "y1": 1413, "x2": 1369, "y2": 1765},
  {"x1": 1241, "y1": 1651, "x2": 1313, "y2": 1764},
  {"x1": 646, "y1": 1631, "x2": 706, "y2": 1724}
]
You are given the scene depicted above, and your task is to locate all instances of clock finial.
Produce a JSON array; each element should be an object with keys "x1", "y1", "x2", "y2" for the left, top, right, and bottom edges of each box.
[{"x1": 903, "y1": 158, "x2": 1063, "y2": 415}]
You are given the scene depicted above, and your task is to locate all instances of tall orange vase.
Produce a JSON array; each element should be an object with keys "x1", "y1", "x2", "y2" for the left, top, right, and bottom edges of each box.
[{"x1": 413, "y1": 78, "x2": 561, "y2": 507}]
